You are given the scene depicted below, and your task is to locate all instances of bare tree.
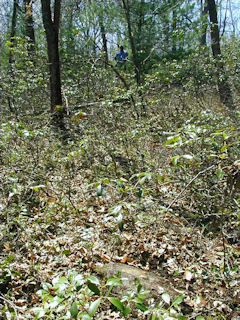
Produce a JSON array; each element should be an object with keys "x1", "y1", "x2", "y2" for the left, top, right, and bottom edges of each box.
[
  {"x1": 200, "y1": 0, "x2": 208, "y2": 46},
  {"x1": 9, "y1": 0, "x2": 19, "y2": 64},
  {"x1": 122, "y1": 0, "x2": 141, "y2": 85},
  {"x1": 24, "y1": 0, "x2": 35, "y2": 53},
  {"x1": 171, "y1": 2, "x2": 177, "y2": 53},
  {"x1": 8, "y1": 0, "x2": 19, "y2": 112},
  {"x1": 228, "y1": 0, "x2": 236, "y2": 35},
  {"x1": 41, "y1": 0, "x2": 64, "y2": 122},
  {"x1": 207, "y1": 0, "x2": 234, "y2": 109},
  {"x1": 99, "y1": 1, "x2": 108, "y2": 66}
]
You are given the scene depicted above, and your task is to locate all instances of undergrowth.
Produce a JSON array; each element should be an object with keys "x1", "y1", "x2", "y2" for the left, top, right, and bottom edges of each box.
[{"x1": 0, "y1": 56, "x2": 240, "y2": 319}]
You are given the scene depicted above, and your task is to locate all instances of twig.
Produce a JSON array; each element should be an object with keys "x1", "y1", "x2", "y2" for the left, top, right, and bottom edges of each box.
[
  {"x1": 105, "y1": 61, "x2": 137, "y2": 112},
  {"x1": 72, "y1": 101, "x2": 126, "y2": 113},
  {"x1": 0, "y1": 295, "x2": 20, "y2": 319},
  {"x1": 188, "y1": 307, "x2": 216, "y2": 320},
  {"x1": 107, "y1": 61, "x2": 130, "y2": 90},
  {"x1": 63, "y1": 91, "x2": 69, "y2": 116},
  {"x1": 74, "y1": 102, "x2": 100, "y2": 109},
  {"x1": 142, "y1": 47, "x2": 157, "y2": 65},
  {"x1": 221, "y1": 228, "x2": 227, "y2": 276},
  {"x1": 166, "y1": 165, "x2": 215, "y2": 211}
]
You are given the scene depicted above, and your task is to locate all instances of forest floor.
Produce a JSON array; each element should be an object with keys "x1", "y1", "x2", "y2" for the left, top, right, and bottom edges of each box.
[{"x1": 0, "y1": 87, "x2": 240, "y2": 319}]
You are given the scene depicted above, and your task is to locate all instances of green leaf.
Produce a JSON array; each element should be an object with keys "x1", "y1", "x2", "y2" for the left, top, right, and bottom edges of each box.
[
  {"x1": 137, "y1": 188, "x2": 144, "y2": 198},
  {"x1": 219, "y1": 154, "x2": 228, "y2": 159},
  {"x1": 216, "y1": 168, "x2": 225, "y2": 179},
  {"x1": 70, "y1": 301, "x2": 79, "y2": 319},
  {"x1": 52, "y1": 276, "x2": 68, "y2": 286},
  {"x1": 96, "y1": 184, "x2": 103, "y2": 196},
  {"x1": 106, "y1": 278, "x2": 122, "y2": 287},
  {"x1": 222, "y1": 133, "x2": 229, "y2": 140},
  {"x1": 5, "y1": 256, "x2": 15, "y2": 263},
  {"x1": 135, "y1": 303, "x2": 148, "y2": 312},
  {"x1": 162, "y1": 293, "x2": 171, "y2": 305},
  {"x1": 31, "y1": 185, "x2": 46, "y2": 192},
  {"x1": 172, "y1": 155, "x2": 180, "y2": 166},
  {"x1": 87, "y1": 281, "x2": 100, "y2": 296},
  {"x1": 166, "y1": 135, "x2": 180, "y2": 146},
  {"x1": 196, "y1": 316, "x2": 205, "y2": 320},
  {"x1": 139, "y1": 176, "x2": 147, "y2": 185},
  {"x1": 49, "y1": 296, "x2": 62, "y2": 308},
  {"x1": 171, "y1": 294, "x2": 184, "y2": 306},
  {"x1": 88, "y1": 298, "x2": 102, "y2": 317},
  {"x1": 182, "y1": 154, "x2": 193, "y2": 160},
  {"x1": 136, "y1": 282, "x2": 142, "y2": 293},
  {"x1": 54, "y1": 105, "x2": 64, "y2": 112},
  {"x1": 56, "y1": 305, "x2": 65, "y2": 313},
  {"x1": 32, "y1": 307, "x2": 45, "y2": 318},
  {"x1": 220, "y1": 145, "x2": 229, "y2": 152},
  {"x1": 145, "y1": 172, "x2": 152, "y2": 180},
  {"x1": 87, "y1": 276, "x2": 100, "y2": 285},
  {"x1": 133, "y1": 294, "x2": 146, "y2": 304},
  {"x1": 111, "y1": 205, "x2": 122, "y2": 215},
  {"x1": 81, "y1": 314, "x2": 92, "y2": 320},
  {"x1": 108, "y1": 297, "x2": 124, "y2": 312},
  {"x1": 63, "y1": 249, "x2": 71, "y2": 256},
  {"x1": 117, "y1": 213, "x2": 124, "y2": 232},
  {"x1": 123, "y1": 305, "x2": 131, "y2": 316}
]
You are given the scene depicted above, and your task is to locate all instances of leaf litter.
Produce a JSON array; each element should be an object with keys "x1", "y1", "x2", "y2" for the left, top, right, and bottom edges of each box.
[{"x1": 0, "y1": 97, "x2": 240, "y2": 319}]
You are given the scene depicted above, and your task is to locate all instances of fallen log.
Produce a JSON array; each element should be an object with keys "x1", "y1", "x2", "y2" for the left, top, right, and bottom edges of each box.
[{"x1": 94, "y1": 262, "x2": 181, "y2": 298}]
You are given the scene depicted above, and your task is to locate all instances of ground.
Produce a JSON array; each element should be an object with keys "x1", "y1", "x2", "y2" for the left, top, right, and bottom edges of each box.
[{"x1": 0, "y1": 87, "x2": 240, "y2": 319}]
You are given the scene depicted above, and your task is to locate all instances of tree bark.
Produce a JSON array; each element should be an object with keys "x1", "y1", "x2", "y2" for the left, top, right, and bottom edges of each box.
[
  {"x1": 41, "y1": 0, "x2": 63, "y2": 114},
  {"x1": 207, "y1": 0, "x2": 221, "y2": 58},
  {"x1": 24, "y1": 0, "x2": 35, "y2": 53},
  {"x1": 200, "y1": 0, "x2": 208, "y2": 46},
  {"x1": 171, "y1": 6, "x2": 177, "y2": 54},
  {"x1": 207, "y1": 0, "x2": 234, "y2": 109},
  {"x1": 137, "y1": 0, "x2": 144, "y2": 45},
  {"x1": 66, "y1": 8, "x2": 75, "y2": 53},
  {"x1": 122, "y1": 0, "x2": 141, "y2": 85},
  {"x1": 99, "y1": 14, "x2": 108, "y2": 66},
  {"x1": 8, "y1": 0, "x2": 19, "y2": 113},
  {"x1": 9, "y1": 0, "x2": 18, "y2": 64}
]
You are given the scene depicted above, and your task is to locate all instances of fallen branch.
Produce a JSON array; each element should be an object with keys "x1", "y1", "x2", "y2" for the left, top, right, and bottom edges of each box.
[
  {"x1": 63, "y1": 91, "x2": 70, "y2": 116},
  {"x1": 0, "y1": 295, "x2": 20, "y2": 319},
  {"x1": 166, "y1": 164, "x2": 215, "y2": 211},
  {"x1": 106, "y1": 61, "x2": 130, "y2": 90},
  {"x1": 73, "y1": 99, "x2": 132, "y2": 111},
  {"x1": 105, "y1": 61, "x2": 138, "y2": 117},
  {"x1": 74, "y1": 102, "x2": 100, "y2": 109}
]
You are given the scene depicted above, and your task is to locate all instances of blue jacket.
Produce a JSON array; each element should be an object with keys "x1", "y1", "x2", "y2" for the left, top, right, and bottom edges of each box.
[{"x1": 115, "y1": 50, "x2": 128, "y2": 63}]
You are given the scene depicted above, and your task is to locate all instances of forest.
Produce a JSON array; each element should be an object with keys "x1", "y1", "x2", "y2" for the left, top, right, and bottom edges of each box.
[{"x1": 0, "y1": 0, "x2": 240, "y2": 319}]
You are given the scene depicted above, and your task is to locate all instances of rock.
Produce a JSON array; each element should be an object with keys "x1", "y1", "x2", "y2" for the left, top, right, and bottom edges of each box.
[{"x1": 94, "y1": 262, "x2": 180, "y2": 298}]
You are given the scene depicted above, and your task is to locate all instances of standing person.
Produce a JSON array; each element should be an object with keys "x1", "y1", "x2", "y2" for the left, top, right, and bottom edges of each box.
[{"x1": 115, "y1": 45, "x2": 128, "y2": 66}]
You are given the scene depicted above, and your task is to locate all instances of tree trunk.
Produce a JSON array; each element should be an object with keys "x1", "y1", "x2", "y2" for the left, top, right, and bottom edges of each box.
[
  {"x1": 66, "y1": 9, "x2": 75, "y2": 53},
  {"x1": 9, "y1": 0, "x2": 18, "y2": 64},
  {"x1": 24, "y1": 0, "x2": 35, "y2": 53},
  {"x1": 122, "y1": 0, "x2": 141, "y2": 85},
  {"x1": 41, "y1": 0, "x2": 63, "y2": 115},
  {"x1": 207, "y1": 0, "x2": 221, "y2": 57},
  {"x1": 207, "y1": 0, "x2": 234, "y2": 109},
  {"x1": 99, "y1": 19, "x2": 108, "y2": 66},
  {"x1": 162, "y1": 12, "x2": 170, "y2": 52},
  {"x1": 200, "y1": 0, "x2": 208, "y2": 46},
  {"x1": 8, "y1": 0, "x2": 19, "y2": 113},
  {"x1": 171, "y1": 6, "x2": 177, "y2": 54},
  {"x1": 137, "y1": 0, "x2": 144, "y2": 45}
]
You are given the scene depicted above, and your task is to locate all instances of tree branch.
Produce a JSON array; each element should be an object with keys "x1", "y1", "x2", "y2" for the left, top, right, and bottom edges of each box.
[
  {"x1": 166, "y1": 165, "x2": 215, "y2": 211},
  {"x1": 54, "y1": 0, "x2": 61, "y2": 29}
]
